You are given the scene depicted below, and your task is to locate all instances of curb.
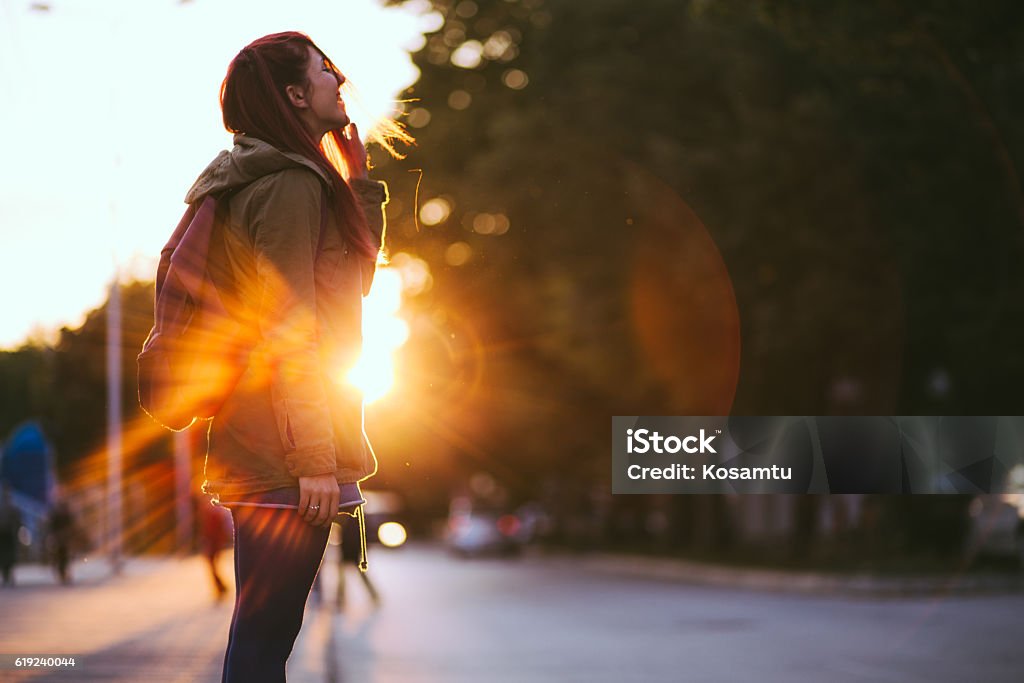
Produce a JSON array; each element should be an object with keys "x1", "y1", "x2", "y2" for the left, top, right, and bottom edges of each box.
[{"x1": 571, "y1": 553, "x2": 1024, "y2": 597}]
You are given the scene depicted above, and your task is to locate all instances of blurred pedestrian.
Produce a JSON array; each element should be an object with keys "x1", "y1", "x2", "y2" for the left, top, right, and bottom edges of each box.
[
  {"x1": 47, "y1": 496, "x2": 78, "y2": 585},
  {"x1": 336, "y1": 514, "x2": 379, "y2": 609},
  {"x1": 0, "y1": 483, "x2": 22, "y2": 587},
  {"x1": 183, "y1": 31, "x2": 409, "y2": 683},
  {"x1": 197, "y1": 498, "x2": 231, "y2": 600}
]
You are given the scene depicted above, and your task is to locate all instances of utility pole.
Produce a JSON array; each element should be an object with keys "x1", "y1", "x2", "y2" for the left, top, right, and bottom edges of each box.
[{"x1": 106, "y1": 273, "x2": 123, "y2": 574}]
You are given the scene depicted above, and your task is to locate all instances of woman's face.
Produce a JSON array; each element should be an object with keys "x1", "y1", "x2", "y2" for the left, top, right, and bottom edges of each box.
[{"x1": 289, "y1": 45, "x2": 349, "y2": 139}]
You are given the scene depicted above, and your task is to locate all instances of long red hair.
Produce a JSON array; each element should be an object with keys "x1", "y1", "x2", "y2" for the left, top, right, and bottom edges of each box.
[{"x1": 220, "y1": 31, "x2": 403, "y2": 260}]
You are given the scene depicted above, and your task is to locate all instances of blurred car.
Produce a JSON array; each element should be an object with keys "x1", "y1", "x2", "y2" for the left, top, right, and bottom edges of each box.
[
  {"x1": 446, "y1": 496, "x2": 525, "y2": 557},
  {"x1": 965, "y1": 494, "x2": 1024, "y2": 566}
]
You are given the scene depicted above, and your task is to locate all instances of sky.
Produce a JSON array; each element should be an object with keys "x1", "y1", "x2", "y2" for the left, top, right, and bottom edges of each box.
[{"x1": 0, "y1": 0, "x2": 439, "y2": 349}]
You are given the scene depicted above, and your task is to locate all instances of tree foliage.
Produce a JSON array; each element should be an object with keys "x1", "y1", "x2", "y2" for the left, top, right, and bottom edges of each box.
[{"x1": 371, "y1": 0, "x2": 1024, "y2": 500}]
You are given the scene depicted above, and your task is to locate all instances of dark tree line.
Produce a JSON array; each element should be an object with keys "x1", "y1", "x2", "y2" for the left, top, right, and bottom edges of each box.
[
  {"x1": 368, "y1": 0, "x2": 1021, "y2": 556},
  {"x1": 1, "y1": 282, "x2": 159, "y2": 476}
]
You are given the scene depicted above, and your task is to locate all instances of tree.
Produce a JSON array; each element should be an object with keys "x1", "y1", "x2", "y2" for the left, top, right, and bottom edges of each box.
[{"x1": 369, "y1": 0, "x2": 1024, "y2": 549}]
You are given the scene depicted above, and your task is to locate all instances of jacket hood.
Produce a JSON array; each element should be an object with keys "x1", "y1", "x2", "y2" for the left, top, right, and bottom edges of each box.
[{"x1": 184, "y1": 133, "x2": 330, "y2": 204}]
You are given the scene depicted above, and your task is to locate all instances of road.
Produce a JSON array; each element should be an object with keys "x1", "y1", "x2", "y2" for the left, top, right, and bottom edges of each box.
[{"x1": 0, "y1": 544, "x2": 1021, "y2": 682}]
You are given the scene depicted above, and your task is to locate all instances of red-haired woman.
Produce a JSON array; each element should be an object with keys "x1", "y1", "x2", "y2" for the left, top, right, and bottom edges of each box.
[{"x1": 184, "y1": 32, "x2": 410, "y2": 682}]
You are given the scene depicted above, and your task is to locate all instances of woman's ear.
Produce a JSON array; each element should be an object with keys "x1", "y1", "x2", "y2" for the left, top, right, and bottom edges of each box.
[{"x1": 285, "y1": 83, "x2": 309, "y2": 109}]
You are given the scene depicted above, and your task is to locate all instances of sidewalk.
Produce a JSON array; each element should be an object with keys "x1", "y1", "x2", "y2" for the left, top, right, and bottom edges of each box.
[
  {"x1": 567, "y1": 551, "x2": 1024, "y2": 597},
  {"x1": 0, "y1": 551, "x2": 341, "y2": 682}
]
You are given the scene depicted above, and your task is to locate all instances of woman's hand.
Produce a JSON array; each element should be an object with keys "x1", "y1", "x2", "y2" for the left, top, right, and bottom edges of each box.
[
  {"x1": 297, "y1": 473, "x2": 339, "y2": 527},
  {"x1": 336, "y1": 122, "x2": 369, "y2": 181}
]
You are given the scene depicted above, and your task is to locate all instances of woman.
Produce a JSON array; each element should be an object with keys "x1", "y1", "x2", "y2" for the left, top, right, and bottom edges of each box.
[{"x1": 184, "y1": 32, "x2": 410, "y2": 682}]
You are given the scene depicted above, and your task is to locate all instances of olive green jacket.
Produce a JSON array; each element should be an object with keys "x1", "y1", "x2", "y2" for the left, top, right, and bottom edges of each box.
[{"x1": 184, "y1": 134, "x2": 388, "y2": 496}]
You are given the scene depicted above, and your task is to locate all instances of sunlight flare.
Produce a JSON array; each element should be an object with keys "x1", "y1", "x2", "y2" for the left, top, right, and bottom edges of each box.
[{"x1": 344, "y1": 268, "x2": 409, "y2": 402}]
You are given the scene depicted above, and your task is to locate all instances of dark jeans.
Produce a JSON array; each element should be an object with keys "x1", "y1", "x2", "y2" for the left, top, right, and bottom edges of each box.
[{"x1": 221, "y1": 505, "x2": 330, "y2": 683}]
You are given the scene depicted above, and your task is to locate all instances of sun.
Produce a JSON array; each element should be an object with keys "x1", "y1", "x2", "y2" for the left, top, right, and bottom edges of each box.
[{"x1": 344, "y1": 267, "x2": 409, "y2": 403}]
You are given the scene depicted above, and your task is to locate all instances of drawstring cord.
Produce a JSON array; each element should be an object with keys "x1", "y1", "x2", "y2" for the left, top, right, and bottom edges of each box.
[{"x1": 356, "y1": 504, "x2": 368, "y2": 573}]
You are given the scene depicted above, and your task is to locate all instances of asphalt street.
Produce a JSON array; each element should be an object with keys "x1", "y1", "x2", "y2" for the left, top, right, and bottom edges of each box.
[{"x1": 0, "y1": 544, "x2": 1021, "y2": 682}]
